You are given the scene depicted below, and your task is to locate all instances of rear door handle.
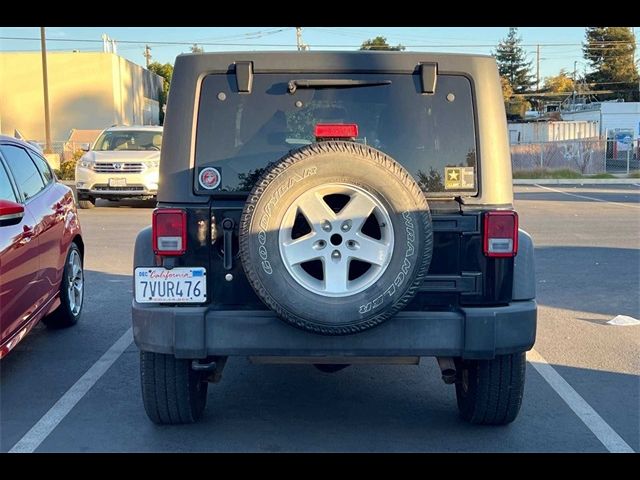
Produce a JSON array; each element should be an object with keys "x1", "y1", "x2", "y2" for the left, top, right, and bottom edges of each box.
[{"x1": 221, "y1": 218, "x2": 235, "y2": 271}]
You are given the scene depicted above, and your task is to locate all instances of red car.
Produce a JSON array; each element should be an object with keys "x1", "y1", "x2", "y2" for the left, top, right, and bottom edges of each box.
[{"x1": 0, "y1": 136, "x2": 85, "y2": 359}]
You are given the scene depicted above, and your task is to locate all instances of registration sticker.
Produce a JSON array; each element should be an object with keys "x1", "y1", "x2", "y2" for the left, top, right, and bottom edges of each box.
[{"x1": 444, "y1": 167, "x2": 475, "y2": 190}]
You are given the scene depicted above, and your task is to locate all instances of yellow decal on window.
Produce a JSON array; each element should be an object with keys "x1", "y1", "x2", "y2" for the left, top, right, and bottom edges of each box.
[{"x1": 445, "y1": 167, "x2": 475, "y2": 190}]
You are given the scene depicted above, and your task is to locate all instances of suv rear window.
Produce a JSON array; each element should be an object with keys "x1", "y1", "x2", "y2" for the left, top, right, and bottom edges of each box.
[{"x1": 195, "y1": 73, "x2": 477, "y2": 196}]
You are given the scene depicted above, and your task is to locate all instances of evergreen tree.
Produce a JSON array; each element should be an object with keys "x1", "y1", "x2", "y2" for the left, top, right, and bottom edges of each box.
[
  {"x1": 494, "y1": 28, "x2": 534, "y2": 93},
  {"x1": 583, "y1": 27, "x2": 638, "y2": 100},
  {"x1": 148, "y1": 62, "x2": 173, "y2": 125}
]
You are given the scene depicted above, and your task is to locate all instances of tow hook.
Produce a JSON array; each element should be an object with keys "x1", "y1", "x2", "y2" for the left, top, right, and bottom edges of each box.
[{"x1": 192, "y1": 357, "x2": 228, "y2": 383}]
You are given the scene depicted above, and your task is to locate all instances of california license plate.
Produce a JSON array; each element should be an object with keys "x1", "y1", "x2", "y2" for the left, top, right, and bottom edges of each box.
[
  {"x1": 134, "y1": 267, "x2": 206, "y2": 303},
  {"x1": 109, "y1": 178, "x2": 127, "y2": 187}
]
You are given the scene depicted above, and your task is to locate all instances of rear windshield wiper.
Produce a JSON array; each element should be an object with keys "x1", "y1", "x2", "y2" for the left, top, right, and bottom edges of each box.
[{"x1": 287, "y1": 79, "x2": 392, "y2": 94}]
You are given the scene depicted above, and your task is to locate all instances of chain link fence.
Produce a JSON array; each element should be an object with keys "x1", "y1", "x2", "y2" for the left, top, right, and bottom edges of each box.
[
  {"x1": 33, "y1": 141, "x2": 89, "y2": 162},
  {"x1": 511, "y1": 139, "x2": 639, "y2": 175}
]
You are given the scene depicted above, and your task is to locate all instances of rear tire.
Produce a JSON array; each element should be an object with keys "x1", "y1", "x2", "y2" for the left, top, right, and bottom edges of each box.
[
  {"x1": 140, "y1": 352, "x2": 208, "y2": 425},
  {"x1": 78, "y1": 198, "x2": 95, "y2": 209},
  {"x1": 43, "y1": 243, "x2": 83, "y2": 329},
  {"x1": 455, "y1": 352, "x2": 526, "y2": 425}
]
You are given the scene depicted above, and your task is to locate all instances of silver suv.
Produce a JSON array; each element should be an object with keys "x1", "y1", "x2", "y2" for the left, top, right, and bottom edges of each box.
[{"x1": 75, "y1": 125, "x2": 162, "y2": 208}]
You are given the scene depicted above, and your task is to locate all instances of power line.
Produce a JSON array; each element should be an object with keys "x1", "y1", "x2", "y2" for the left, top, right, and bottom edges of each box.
[{"x1": 1, "y1": 35, "x2": 638, "y2": 49}]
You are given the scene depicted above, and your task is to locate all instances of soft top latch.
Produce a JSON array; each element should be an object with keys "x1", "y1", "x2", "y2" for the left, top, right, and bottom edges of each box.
[
  {"x1": 235, "y1": 61, "x2": 253, "y2": 94},
  {"x1": 420, "y1": 62, "x2": 438, "y2": 94}
]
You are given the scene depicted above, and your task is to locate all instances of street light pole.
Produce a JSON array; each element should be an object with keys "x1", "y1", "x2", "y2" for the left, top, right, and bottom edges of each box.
[{"x1": 40, "y1": 27, "x2": 52, "y2": 154}]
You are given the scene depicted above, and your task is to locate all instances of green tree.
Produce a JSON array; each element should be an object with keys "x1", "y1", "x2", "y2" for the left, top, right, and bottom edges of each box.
[
  {"x1": 148, "y1": 62, "x2": 173, "y2": 125},
  {"x1": 190, "y1": 44, "x2": 204, "y2": 53},
  {"x1": 416, "y1": 167, "x2": 443, "y2": 193},
  {"x1": 360, "y1": 36, "x2": 405, "y2": 51},
  {"x1": 583, "y1": 27, "x2": 638, "y2": 100},
  {"x1": 543, "y1": 69, "x2": 575, "y2": 93},
  {"x1": 494, "y1": 28, "x2": 534, "y2": 93}
]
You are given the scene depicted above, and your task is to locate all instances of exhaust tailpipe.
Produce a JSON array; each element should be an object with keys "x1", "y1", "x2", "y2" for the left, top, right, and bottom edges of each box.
[{"x1": 436, "y1": 357, "x2": 457, "y2": 384}]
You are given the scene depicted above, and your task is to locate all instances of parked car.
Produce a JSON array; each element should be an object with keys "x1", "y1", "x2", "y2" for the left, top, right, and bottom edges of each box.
[
  {"x1": 0, "y1": 136, "x2": 85, "y2": 359},
  {"x1": 132, "y1": 52, "x2": 537, "y2": 425},
  {"x1": 75, "y1": 125, "x2": 162, "y2": 209}
]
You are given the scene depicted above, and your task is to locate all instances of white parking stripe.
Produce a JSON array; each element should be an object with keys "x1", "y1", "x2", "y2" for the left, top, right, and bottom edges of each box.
[
  {"x1": 533, "y1": 184, "x2": 640, "y2": 209},
  {"x1": 527, "y1": 349, "x2": 635, "y2": 453},
  {"x1": 9, "y1": 328, "x2": 133, "y2": 453}
]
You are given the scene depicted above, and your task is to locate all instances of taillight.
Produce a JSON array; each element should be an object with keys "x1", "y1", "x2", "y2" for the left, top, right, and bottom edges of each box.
[
  {"x1": 152, "y1": 208, "x2": 187, "y2": 256},
  {"x1": 483, "y1": 211, "x2": 518, "y2": 257},
  {"x1": 314, "y1": 123, "x2": 358, "y2": 140}
]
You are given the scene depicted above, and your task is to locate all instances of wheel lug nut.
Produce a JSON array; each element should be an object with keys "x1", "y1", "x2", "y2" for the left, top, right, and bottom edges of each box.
[
  {"x1": 321, "y1": 220, "x2": 332, "y2": 232},
  {"x1": 341, "y1": 220, "x2": 352, "y2": 232},
  {"x1": 331, "y1": 250, "x2": 341, "y2": 261}
]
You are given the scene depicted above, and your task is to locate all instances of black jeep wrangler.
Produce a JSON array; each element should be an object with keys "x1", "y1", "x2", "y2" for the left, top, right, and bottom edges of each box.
[{"x1": 132, "y1": 52, "x2": 536, "y2": 426}]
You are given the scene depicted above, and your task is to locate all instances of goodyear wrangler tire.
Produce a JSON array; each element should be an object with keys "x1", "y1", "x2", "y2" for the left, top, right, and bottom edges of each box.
[{"x1": 239, "y1": 141, "x2": 433, "y2": 335}]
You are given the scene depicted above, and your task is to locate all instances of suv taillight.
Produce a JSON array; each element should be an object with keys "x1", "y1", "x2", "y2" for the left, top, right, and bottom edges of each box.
[
  {"x1": 483, "y1": 211, "x2": 518, "y2": 257},
  {"x1": 152, "y1": 208, "x2": 187, "y2": 256}
]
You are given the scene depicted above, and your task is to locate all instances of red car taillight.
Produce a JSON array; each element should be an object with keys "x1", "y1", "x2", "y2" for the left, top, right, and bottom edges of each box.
[
  {"x1": 152, "y1": 208, "x2": 187, "y2": 256},
  {"x1": 483, "y1": 211, "x2": 518, "y2": 258}
]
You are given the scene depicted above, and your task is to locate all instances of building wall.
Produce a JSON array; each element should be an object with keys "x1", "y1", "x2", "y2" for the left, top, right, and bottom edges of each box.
[
  {"x1": 508, "y1": 121, "x2": 599, "y2": 144},
  {"x1": 600, "y1": 103, "x2": 640, "y2": 138},
  {"x1": 561, "y1": 103, "x2": 640, "y2": 138},
  {"x1": 0, "y1": 52, "x2": 162, "y2": 142}
]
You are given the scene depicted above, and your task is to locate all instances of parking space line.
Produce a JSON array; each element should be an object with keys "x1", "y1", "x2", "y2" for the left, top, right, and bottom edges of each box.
[
  {"x1": 8, "y1": 328, "x2": 133, "y2": 453},
  {"x1": 533, "y1": 184, "x2": 640, "y2": 209},
  {"x1": 527, "y1": 349, "x2": 634, "y2": 453}
]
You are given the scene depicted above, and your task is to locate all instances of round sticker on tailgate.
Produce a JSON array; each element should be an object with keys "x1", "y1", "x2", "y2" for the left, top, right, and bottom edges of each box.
[{"x1": 199, "y1": 167, "x2": 221, "y2": 190}]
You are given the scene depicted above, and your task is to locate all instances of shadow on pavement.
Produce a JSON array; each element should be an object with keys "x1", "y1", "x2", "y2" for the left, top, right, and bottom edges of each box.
[
  {"x1": 94, "y1": 199, "x2": 156, "y2": 209},
  {"x1": 535, "y1": 246, "x2": 639, "y2": 317}
]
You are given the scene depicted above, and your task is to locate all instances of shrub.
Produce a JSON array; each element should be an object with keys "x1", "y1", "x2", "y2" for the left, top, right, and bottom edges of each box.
[{"x1": 57, "y1": 149, "x2": 84, "y2": 180}]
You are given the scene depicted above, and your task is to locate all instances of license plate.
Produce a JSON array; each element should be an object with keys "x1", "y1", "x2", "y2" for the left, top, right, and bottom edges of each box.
[
  {"x1": 134, "y1": 267, "x2": 206, "y2": 303},
  {"x1": 109, "y1": 178, "x2": 127, "y2": 187}
]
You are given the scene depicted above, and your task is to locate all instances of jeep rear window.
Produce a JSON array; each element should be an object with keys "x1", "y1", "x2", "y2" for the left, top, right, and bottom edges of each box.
[{"x1": 195, "y1": 73, "x2": 477, "y2": 195}]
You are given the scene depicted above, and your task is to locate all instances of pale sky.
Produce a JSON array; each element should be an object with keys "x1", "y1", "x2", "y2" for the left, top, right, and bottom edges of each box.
[{"x1": 1, "y1": 26, "x2": 638, "y2": 80}]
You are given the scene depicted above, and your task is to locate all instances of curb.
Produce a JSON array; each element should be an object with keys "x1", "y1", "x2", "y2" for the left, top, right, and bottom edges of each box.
[{"x1": 513, "y1": 179, "x2": 639, "y2": 185}]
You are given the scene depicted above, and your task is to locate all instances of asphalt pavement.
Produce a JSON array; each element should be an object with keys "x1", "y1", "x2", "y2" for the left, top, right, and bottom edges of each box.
[{"x1": 1, "y1": 187, "x2": 638, "y2": 452}]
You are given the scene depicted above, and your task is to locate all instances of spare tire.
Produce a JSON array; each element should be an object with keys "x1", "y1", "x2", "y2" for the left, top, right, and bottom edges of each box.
[{"x1": 239, "y1": 141, "x2": 432, "y2": 335}]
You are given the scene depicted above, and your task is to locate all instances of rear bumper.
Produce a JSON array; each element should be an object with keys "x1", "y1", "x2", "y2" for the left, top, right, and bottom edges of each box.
[{"x1": 132, "y1": 300, "x2": 536, "y2": 360}]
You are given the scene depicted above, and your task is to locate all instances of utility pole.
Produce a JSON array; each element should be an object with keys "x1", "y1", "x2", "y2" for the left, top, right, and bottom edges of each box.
[
  {"x1": 295, "y1": 27, "x2": 308, "y2": 51},
  {"x1": 144, "y1": 45, "x2": 152, "y2": 68},
  {"x1": 572, "y1": 60, "x2": 577, "y2": 105},
  {"x1": 40, "y1": 27, "x2": 52, "y2": 154},
  {"x1": 536, "y1": 44, "x2": 540, "y2": 91}
]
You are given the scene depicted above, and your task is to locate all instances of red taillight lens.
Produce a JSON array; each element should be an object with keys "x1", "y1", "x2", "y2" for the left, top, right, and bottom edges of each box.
[
  {"x1": 483, "y1": 211, "x2": 518, "y2": 257},
  {"x1": 314, "y1": 123, "x2": 359, "y2": 139},
  {"x1": 152, "y1": 208, "x2": 187, "y2": 256}
]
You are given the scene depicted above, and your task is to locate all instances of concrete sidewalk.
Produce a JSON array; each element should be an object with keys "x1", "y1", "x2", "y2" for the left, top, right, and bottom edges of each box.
[{"x1": 513, "y1": 179, "x2": 639, "y2": 185}]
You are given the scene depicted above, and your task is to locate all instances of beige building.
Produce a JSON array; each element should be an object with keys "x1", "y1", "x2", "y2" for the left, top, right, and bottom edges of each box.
[{"x1": 0, "y1": 52, "x2": 163, "y2": 142}]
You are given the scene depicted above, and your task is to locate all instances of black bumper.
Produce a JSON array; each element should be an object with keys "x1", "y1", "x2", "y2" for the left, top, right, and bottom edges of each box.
[{"x1": 132, "y1": 301, "x2": 536, "y2": 360}]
